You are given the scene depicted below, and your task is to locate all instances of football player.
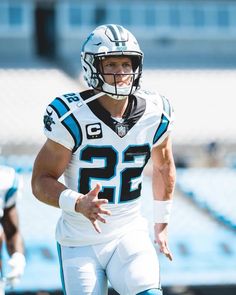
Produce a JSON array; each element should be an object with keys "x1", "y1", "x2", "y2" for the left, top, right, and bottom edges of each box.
[
  {"x1": 32, "y1": 24, "x2": 176, "y2": 295},
  {"x1": 0, "y1": 165, "x2": 26, "y2": 291}
]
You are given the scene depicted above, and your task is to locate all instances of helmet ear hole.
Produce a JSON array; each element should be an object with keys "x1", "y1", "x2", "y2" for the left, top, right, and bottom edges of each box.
[
  {"x1": 130, "y1": 56, "x2": 141, "y2": 71},
  {"x1": 93, "y1": 57, "x2": 101, "y2": 72}
]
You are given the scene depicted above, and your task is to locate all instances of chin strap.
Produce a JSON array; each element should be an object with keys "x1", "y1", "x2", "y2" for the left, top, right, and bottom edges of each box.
[
  {"x1": 84, "y1": 92, "x2": 105, "y2": 103},
  {"x1": 58, "y1": 92, "x2": 105, "y2": 123},
  {"x1": 108, "y1": 94, "x2": 129, "y2": 101},
  {"x1": 59, "y1": 90, "x2": 128, "y2": 126}
]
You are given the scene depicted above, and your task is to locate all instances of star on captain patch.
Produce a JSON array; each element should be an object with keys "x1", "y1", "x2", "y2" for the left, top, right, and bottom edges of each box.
[
  {"x1": 44, "y1": 109, "x2": 55, "y2": 131},
  {"x1": 116, "y1": 123, "x2": 128, "y2": 137}
]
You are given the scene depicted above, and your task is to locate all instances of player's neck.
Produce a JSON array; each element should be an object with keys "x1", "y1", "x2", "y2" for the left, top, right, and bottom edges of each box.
[{"x1": 98, "y1": 94, "x2": 129, "y2": 118}]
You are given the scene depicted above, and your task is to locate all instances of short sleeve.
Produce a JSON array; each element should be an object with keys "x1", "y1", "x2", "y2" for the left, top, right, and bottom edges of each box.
[
  {"x1": 4, "y1": 170, "x2": 20, "y2": 209},
  {"x1": 43, "y1": 99, "x2": 76, "y2": 151},
  {"x1": 152, "y1": 95, "x2": 175, "y2": 147}
]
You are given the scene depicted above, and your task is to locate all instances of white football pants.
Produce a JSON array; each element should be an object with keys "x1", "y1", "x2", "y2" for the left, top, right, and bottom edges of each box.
[{"x1": 57, "y1": 230, "x2": 161, "y2": 295}]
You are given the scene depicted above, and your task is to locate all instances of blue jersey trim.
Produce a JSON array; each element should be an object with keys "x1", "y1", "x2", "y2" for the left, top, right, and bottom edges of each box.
[
  {"x1": 49, "y1": 98, "x2": 82, "y2": 152},
  {"x1": 49, "y1": 97, "x2": 70, "y2": 118},
  {"x1": 62, "y1": 114, "x2": 82, "y2": 152},
  {"x1": 153, "y1": 114, "x2": 169, "y2": 144},
  {"x1": 5, "y1": 172, "x2": 18, "y2": 203}
]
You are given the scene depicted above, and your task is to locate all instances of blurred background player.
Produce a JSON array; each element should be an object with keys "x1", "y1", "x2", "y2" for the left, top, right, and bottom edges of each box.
[
  {"x1": 31, "y1": 24, "x2": 175, "y2": 295},
  {"x1": 0, "y1": 165, "x2": 26, "y2": 293}
]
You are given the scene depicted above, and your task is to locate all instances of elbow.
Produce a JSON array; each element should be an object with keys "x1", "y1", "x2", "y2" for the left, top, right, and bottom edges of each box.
[
  {"x1": 167, "y1": 164, "x2": 176, "y2": 192},
  {"x1": 168, "y1": 173, "x2": 176, "y2": 193},
  {"x1": 169, "y1": 162, "x2": 176, "y2": 183},
  {"x1": 31, "y1": 174, "x2": 41, "y2": 201}
]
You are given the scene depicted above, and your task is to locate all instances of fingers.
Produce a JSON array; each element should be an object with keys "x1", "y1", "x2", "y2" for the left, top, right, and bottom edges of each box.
[
  {"x1": 96, "y1": 205, "x2": 111, "y2": 216},
  {"x1": 154, "y1": 239, "x2": 173, "y2": 261},
  {"x1": 83, "y1": 183, "x2": 113, "y2": 233},
  {"x1": 88, "y1": 206, "x2": 112, "y2": 233},
  {"x1": 91, "y1": 219, "x2": 101, "y2": 233},
  {"x1": 88, "y1": 204, "x2": 112, "y2": 233},
  {"x1": 96, "y1": 214, "x2": 107, "y2": 224},
  {"x1": 160, "y1": 246, "x2": 173, "y2": 261},
  {"x1": 88, "y1": 183, "x2": 111, "y2": 216},
  {"x1": 89, "y1": 209, "x2": 110, "y2": 224},
  {"x1": 89, "y1": 183, "x2": 101, "y2": 196},
  {"x1": 90, "y1": 201, "x2": 111, "y2": 216},
  {"x1": 95, "y1": 198, "x2": 109, "y2": 208}
]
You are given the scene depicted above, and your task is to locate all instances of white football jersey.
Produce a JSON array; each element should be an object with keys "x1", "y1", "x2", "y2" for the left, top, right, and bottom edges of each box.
[
  {"x1": 43, "y1": 89, "x2": 174, "y2": 246},
  {"x1": 0, "y1": 165, "x2": 19, "y2": 218}
]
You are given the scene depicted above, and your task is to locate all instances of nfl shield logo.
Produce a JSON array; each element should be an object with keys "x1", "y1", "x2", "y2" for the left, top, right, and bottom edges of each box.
[{"x1": 116, "y1": 124, "x2": 127, "y2": 137}]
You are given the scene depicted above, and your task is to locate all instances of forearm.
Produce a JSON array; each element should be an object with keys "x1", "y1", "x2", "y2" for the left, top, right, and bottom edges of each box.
[
  {"x1": 152, "y1": 159, "x2": 176, "y2": 201},
  {"x1": 31, "y1": 174, "x2": 67, "y2": 208},
  {"x1": 6, "y1": 232, "x2": 24, "y2": 256},
  {"x1": 2, "y1": 208, "x2": 24, "y2": 256},
  {"x1": 31, "y1": 139, "x2": 73, "y2": 208}
]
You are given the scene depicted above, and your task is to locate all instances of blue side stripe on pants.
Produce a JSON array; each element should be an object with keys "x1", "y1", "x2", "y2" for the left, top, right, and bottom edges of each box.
[{"x1": 57, "y1": 242, "x2": 67, "y2": 295}]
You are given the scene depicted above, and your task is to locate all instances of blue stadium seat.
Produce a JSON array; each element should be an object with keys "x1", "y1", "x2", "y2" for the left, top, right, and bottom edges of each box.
[{"x1": 177, "y1": 168, "x2": 236, "y2": 230}]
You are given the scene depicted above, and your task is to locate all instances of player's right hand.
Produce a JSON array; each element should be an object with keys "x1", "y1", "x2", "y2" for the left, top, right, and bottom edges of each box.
[
  {"x1": 75, "y1": 183, "x2": 111, "y2": 233},
  {"x1": 6, "y1": 252, "x2": 26, "y2": 288}
]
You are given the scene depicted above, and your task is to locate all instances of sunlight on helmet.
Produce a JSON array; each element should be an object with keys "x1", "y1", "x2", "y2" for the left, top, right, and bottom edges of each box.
[{"x1": 81, "y1": 24, "x2": 143, "y2": 100}]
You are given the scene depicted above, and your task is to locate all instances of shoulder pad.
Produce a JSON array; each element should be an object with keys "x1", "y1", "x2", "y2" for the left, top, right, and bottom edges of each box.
[
  {"x1": 136, "y1": 88, "x2": 163, "y2": 107},
  {"x1": 44, "y1": 93, "x2": 83, "y2": 151},
  {"x1": 135, "y1": 88, "x2": 157, "y2": 99},
  {"x1": 47, "y1": 92, "x2": 83, "y2": 122},
  {"x1": 160, "y1": 94, "x2": 173, "y2": 118}
]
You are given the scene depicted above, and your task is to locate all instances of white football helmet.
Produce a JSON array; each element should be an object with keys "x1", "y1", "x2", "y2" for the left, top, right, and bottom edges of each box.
[{"x1": 81, "y1": 24, "x2": 143, "y2": 100}]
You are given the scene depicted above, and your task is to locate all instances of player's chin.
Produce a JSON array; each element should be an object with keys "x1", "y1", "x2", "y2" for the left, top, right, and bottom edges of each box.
[{"x1": 116, "y1": 81, "x2": 131, "y2": 87}]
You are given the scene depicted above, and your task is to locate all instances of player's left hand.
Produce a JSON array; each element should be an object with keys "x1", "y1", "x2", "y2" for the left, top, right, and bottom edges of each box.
[
  {"x1": 6, "y1": 252, "x2": 26, "y2": 288},
  {"x1": 154, "y1": 223, "x2": 173, "y2": 261}
]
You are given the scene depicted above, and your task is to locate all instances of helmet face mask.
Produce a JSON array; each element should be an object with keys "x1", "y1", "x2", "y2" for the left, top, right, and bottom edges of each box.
[{"x1": 81, "y1": 24, "x2": 143, "y2": 100}]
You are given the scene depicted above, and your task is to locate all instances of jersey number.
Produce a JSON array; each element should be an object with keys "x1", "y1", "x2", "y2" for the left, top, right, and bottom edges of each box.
[{"x1": 79, "y1": 145, "x2": 150, "y2": 203}]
